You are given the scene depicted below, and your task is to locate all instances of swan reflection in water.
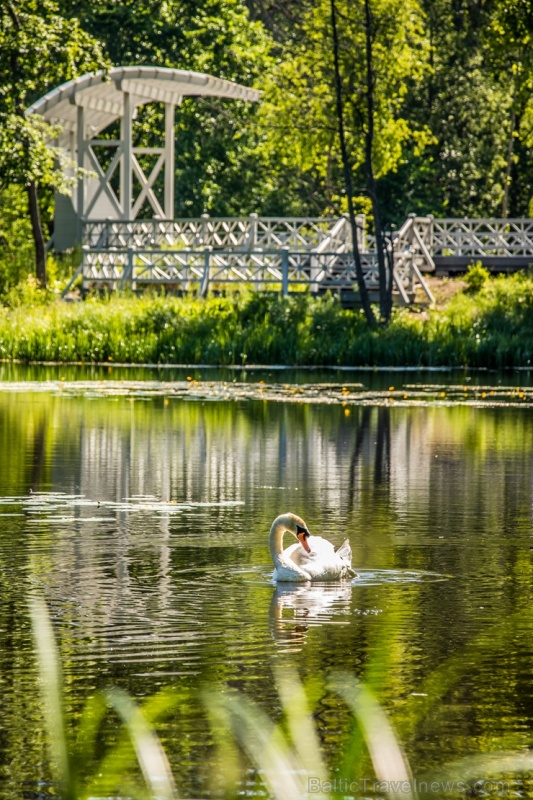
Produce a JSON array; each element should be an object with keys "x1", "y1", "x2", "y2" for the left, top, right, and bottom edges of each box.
[{"x1": 269, "y1": 581, "x2": 353, "y2": 650}]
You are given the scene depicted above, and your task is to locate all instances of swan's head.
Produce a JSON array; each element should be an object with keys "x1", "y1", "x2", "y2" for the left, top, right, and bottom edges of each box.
[{"x1": 279, "y1": 512, "x2": 312, "y2": 553}]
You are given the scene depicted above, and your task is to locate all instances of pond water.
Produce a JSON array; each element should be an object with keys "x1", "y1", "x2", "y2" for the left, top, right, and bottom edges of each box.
[{"x1": 1, "y1": 368, "x2": 533, "y2": 798}]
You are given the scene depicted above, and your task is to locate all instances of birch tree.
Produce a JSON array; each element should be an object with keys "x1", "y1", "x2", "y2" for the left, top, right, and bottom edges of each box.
[{"x1": 260, "y1": 0, "x2": 431, "y2": 324}]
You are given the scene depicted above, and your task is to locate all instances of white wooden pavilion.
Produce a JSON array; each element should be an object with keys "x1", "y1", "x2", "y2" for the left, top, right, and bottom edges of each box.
[{"x1": 27, "y1": 66, "x2": 261, "y2": 251}]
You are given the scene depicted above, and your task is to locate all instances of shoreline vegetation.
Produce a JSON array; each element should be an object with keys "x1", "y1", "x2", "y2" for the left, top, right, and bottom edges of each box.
[{"x1": 2, "y1": 269, "x2": 533, "y2": 369}]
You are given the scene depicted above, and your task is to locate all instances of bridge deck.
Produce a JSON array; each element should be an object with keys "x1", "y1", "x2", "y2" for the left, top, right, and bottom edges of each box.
[{"x1": 434, "y1": 256, "x2": 533, "y2": 274}]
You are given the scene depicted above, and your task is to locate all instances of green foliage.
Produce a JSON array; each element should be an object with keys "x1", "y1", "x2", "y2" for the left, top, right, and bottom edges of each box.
[
  {"x1": 259, "y1": 0, "x2": 432, "y2": 212},
  {"x1": 28, "y1": 589, "x2": 533, "y2": 800},
  {"x1": 380, "y1": 0, "x2": 525, "y2": 220},
  {"x1": 0, "y1": 0, "x2": 107, "y2": 109},
  {"x1": 464, "y1": 262, "x2": 491, "y2": 294},
  {"x1": 0, "y1": 186, "x2": 35, "y2": 291},
  {"x1": 0, "y1": 0, "x2": 108, "y2": 191},
  {"x1": 208, "y1": 666, "x2": 413, "y2": 800},
  {"x1": 1, "y1": 275, "x2": 51, "y2": 308},
  {"x1": 0, "y1": 0, "x2": 108, "y2": 286},
  {"x1": 0, "y1": 114, "x2": 77, "y2": 194},
  {"x1": 0, "y1": 184, "x2": 81, "y2": 294},
  {"x1": 483, "y1": 0, "x2": 533, "y2": 215},
  {"x1": 0, "y1": 273, "x2": 533, "y2": 368}
]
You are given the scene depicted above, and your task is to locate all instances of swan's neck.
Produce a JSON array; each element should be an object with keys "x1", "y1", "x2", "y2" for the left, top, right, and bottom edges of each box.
[
  {"x1": 269, "y1": 518, "x2": 288, "y2": 570},
  {"x1": 269, "y1": 515, "x2": 311, "y2": 580}
]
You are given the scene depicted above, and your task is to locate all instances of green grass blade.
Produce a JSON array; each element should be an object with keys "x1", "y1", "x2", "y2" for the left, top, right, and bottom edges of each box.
[
  {"x1": 274, "y1": 664, "x2": 328, "y2": 785},
  {"x1": 331, "y1": 674, "x2": 415, "y2": 800},
  {"x1": 207, "y1": 690, "x2": 307, "y2": 800},
  {"x1": 72, "y1": 692, "x2": 108, "y2": 785},
  {"x1": 104, "y1": 687, "x2": 178, "y2": 800},
  {"x1": 28, "y1": 594, "x2": 76, "y2": 800}
]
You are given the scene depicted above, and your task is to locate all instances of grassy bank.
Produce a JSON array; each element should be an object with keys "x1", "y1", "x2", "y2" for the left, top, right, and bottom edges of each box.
[{"x1": 1, "y1": 271, "x2": 533, "y2": 368}]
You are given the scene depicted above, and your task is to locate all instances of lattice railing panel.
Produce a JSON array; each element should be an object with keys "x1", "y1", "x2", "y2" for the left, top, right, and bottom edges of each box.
[
  {"x1": 134, "y1": 251, "x2": 206, "y2": 284},
  {"x1": 81, "y1": 249, "x2": 386, "y2": 291},
  {"x1": 432, "y1": 218, "x2": 533, "y2": 256},
  {"x1": 206, "y1": 252, "x2": 283, "y2": 284},
  {"x1": 255, "y1": 218, "x2": 338, "y2": 249},
  {"x1": 82, "y1": 217, "x2": 344, "y2": 252},
  {"x1": 78, "y1": 242, "x2": 433, "y2": 304},
  {"x1": 82, "y1": 250, "x2": 128, "y2": 288}
]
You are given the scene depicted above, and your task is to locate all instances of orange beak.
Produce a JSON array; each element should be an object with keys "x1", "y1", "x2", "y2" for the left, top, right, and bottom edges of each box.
[{"x1": 297, "y1": 532, "x2": 311, "y2": 553}]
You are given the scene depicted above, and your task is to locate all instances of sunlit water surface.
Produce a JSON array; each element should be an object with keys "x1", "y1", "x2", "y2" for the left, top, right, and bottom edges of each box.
[{"x1": 1, "y1": 367, "x2": 533, "y2": 798}]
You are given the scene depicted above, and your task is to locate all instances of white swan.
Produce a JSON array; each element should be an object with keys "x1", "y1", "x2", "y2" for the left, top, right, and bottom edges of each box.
[{"x1": 270, "y1": 512, "x2": 355, "y2": 582}]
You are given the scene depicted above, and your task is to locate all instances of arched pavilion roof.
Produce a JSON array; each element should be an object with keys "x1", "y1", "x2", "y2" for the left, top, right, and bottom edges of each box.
[{"x1": 27, "y1": 66, "x2": 261, "y2": 146}]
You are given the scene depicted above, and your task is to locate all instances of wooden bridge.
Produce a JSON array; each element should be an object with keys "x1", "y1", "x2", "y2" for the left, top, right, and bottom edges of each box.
[
  {"x1": 63, "y1": 215, "x2": 533, "y2": 303},
  {"x1": 65, "y1": 214, "x2": 435, "y2": 304}
]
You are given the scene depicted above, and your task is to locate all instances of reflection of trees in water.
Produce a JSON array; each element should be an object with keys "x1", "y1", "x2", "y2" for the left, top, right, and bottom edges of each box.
[
  {"x1": 3, "y1": 395, "x2": 533, "y2": 618},
  {"x1": 29, "y1": 419, "x2": 48, "y2": 490},
  {"x1": 3, "y1": 396, "x2": 533, "y2": 533},
  {"x1": 347, "y1": 407, "x2": 391, "y2": 512},
  {"x1": 374, "y1": 408, "x2": 391, "y2": 486},
  {"x1": 348, "y1": 406, "x2": 371, "y2": 512}
]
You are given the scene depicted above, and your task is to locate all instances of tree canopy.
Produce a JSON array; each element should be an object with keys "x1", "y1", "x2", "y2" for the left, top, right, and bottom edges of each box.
[
  {"x1": 1, "y1": 0, "x2": 533, "y2": 287},
  {"x1": 0, "y1": 0, "x2": 107, "y2": 284},
  {"x1": 0, "y1": 0, "x2": 107, "y2": 192}
]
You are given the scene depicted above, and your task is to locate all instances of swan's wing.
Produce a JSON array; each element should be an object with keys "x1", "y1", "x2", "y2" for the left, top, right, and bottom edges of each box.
[
  {"x1": 335, "y1": 539, "x2": 356, "y2": 576},
  {"x1": 287, "y1": 536, "x2": 353, "y2": 580},
  {"x1": 293, "y1": 535, "x2": 336, "y2": 560},
  {"x1": 335, "y1": 538, "x2": 352, "y2": 563}
]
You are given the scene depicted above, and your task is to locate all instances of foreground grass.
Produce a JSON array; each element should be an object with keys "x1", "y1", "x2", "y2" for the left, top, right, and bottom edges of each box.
[
  {"x1": 31, "y1": 593, "x2": 533, "y2": 800},
  {"x1": 2, "y1": 272, "x2": 533, "y2": 368},
  {"x1": 30, "y1": 594, "x2": 416, "y2": 800}
]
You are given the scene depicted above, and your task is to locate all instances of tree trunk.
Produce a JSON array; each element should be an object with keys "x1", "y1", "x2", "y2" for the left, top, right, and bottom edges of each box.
[
  {"x1": 502, "y1": 105, "x2": 516, "y2": 219},
  {"x1": 363, "y1": 0, "x2": 392, "y2": 323},
  {"x1": 330, "y1": 0, "x2": 377, "y2": 328},
  {"x1": 27, "y1": 181, "x2": 47, "y2": 287},
  {"x1": 7, "y1": 1, "x2": 48, "y2": 286}
]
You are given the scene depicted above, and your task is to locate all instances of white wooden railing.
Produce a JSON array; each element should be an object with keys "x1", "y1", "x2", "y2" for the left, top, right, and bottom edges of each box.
[
  {"x1": 75, "y1": 245, "x2": 433, "y2": 303},
  {"x1": 72, "y1": 213, "x2": 533, "y2": 303},
  {"x1": 83, "y1": 215, "x2": 351, "y2": 252},
  {"x1": 432, "y1": 218, "x2": 533, "y2": 257},
  {"x1": 392, "y1": 215, "x2": 435, "y2": 302},
  {"x1": 80, "y1": 215, "x2": 533, "y2": 260}
]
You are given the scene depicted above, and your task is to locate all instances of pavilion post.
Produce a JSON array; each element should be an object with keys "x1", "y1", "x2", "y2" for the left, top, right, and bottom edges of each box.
[
  {"x1": 121, "y1": 91, "x2": 132, "y2": 220},
  {"x1": 164, "y1": 102, "x2": 175, "y2": 219},
  {"x1": 76, "y1": 104, "x2": 85, "y2": 242}
]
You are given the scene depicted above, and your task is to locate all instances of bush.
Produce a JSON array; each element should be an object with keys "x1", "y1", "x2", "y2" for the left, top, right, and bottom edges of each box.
[
  {"x1": 1, "y1": 275, "x2": 50, "y2": 308},
  {"x1": 0, "y1": 186, "x2": 36, "y2": 293},
  {"x1": 464, "y1": 262, "x2": 490, "y2": 293}
]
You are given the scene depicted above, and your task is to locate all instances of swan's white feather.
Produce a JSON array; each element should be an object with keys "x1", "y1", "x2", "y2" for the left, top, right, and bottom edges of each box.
[{"x1": 288, "y1": 535, "x2": 354, "y2": 580}]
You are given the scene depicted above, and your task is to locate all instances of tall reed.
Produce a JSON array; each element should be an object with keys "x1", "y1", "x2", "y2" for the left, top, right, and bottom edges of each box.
[{"x1": 29, "y1": 594, "x2": 179, "y2": 799}]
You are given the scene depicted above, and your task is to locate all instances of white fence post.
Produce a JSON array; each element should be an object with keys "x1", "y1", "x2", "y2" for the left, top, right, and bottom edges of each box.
[
  {"x1": 200, "y1": 246, "x2": 212, "y2": 298},
  {"x1": 248, "y1": 213, "x2": 258, "y2": 250},
  {"x1": 201, "y1": 213, "x2": 210, "y2": 246},
  {"x1": 281, "y1": 247, "x2": 290, "y2": 296},
  {"x1": 119, "y1": 246, "x2": 134, "y2": 289}
]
